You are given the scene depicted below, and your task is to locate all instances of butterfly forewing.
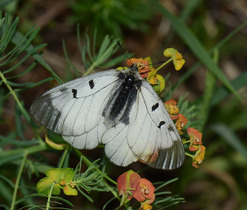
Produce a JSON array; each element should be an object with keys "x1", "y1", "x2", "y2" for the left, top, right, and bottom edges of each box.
[{"x1": 30, "y1": 69, "x2": 121, "y2": 149}]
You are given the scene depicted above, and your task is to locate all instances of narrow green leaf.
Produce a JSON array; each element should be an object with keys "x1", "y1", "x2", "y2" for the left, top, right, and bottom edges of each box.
[
  {"x1": 52, "y1": 196, "x2": 74, "y2": 207},
  {"x1": 211, "y1": 72, "x2": 247, "y2": 106},
  {"x1": 154, "y1": 1, "x2": 242, "y2": 101},
  {"x1": 210, "y1": 123, "x2": 247, "y2": 160},
  {"x1": 11, "y1": 31, "x2": 63, "y2": 84},
  {"x1": 0, "y1": 153, "x2": 23, "y2": 166},
  {"x1": 173, "y1": 20, "x2": 247, "y2": 92},
  {"x1": 0, "y1": 174, "x2": 15, "y2": 188}
]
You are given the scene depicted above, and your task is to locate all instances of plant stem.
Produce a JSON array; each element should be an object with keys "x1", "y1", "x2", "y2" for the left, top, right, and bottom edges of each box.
[
  {"x1": 0, "y1": 71, "x2": 30, "y2": 121},
  {"x1": 0, "y1": 143, "x2": 48, "y2": 157},
  {"x1": 185, "y1": 152, "x2": 194, "y2": 158},
  {"x1": 155, "y1": 58, "x2": 173, "y2": 72},
  {"x1": 58, "y1": 145, "x2": 70, "y2": 168},
  {"x1": 46, "y1": 182, "x2": 55, "y2": 210},
  {"x1": 10, "y1": 152, "x2": 27, "y2": 210}
]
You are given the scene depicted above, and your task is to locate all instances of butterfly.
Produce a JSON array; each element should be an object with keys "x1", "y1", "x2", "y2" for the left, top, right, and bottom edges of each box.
[{"x1": 30, "y1": 63, "x2": 185, "y2": 170}]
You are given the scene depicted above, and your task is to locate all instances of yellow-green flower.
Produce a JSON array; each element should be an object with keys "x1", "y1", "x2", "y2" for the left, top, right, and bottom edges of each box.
[
  {"x1": 147, "y1": 69, "x2": 165, "y2": 94},
  {"x1": 163, "y1": 48, "x2": 185, "y2": 71}
]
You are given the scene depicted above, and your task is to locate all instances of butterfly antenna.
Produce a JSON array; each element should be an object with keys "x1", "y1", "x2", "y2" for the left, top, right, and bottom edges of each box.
[
  {"x1": 117, "y1": 41, "x2": 133, "y2": 66},
  {"x1": 152, "y1": 61, "x2": 166, "y2": 66}
]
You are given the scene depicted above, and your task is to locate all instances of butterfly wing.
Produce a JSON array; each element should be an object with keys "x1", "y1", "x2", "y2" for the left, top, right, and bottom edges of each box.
[
  {"x1": 126, "y1": 80, "x2": 185, "y2": 170},
  {"x1": 30, "y1": 70, "x2": 122, "y2": 149},
  {"x1": 101, "y1": 101, "x2": 139, "y2": 167},
  {"x1": 101, "y1": 79, "x2": 184, "y2": 170}
]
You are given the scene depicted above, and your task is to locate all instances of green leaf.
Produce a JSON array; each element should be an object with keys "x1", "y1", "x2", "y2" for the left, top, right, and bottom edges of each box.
[
  {"x1": 211, "y1": 71, "x2": 247, "y2": 106},
  {"x1": 11, "y1": 31, "x2": 63, "y2": 84},
  {"x1": 36, "y1": 177, "x2": 60, "y2": 195}
]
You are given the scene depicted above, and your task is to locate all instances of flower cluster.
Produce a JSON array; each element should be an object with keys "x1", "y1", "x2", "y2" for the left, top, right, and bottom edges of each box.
[
  {"x1": 125, "y1": 48, "x2": 185, "y2": 94},
  {"x1": 187, "y1": 127, "x2": 205, "y2": 168},
  {"x1": 164, "y1": 100, "x2": 206, "y2": 168},
  {"x1": 164, "y1": 99, "x2": 188, "y2": 135},
  {"x1": 117, "y1": 170, "x2": 155, "y2": 209},
  {"x1": 37, "y1": 168, "x2": 78, "y2": 196}
]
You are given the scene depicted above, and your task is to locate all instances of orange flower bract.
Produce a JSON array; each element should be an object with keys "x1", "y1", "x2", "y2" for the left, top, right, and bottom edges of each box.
[
  {"x1": 132, "y1": 178, "x2": 155, "y2": 203},
  {"x1": 175, "y1": 113, "x2": 188, "y2": 134},
  {"x1": 164, "y1": 99, "x2": 179, "y2": 120},
  {"x1": 117, "y1": 170, "x2": 141, "y2": 202}
]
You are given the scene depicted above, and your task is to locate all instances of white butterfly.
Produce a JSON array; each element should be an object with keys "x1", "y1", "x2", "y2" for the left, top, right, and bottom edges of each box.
[{"x1": 30, "y1": 64, "x2": 185, "y2": 170}]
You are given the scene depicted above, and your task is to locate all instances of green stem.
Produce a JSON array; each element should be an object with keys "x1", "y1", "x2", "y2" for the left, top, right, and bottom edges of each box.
[
  {"x1": 0, "y1": 71, "x2": 30, "y2": 121},
  {"x1": 0, "y1": 143, "x2": 48, "y2": 157},
  {"x1": 183, "y1": 140, "x2": 190, "y2": 144},
  {"x1": 10, "y1": 152, "x2": 27, "y2": 210},
  {"x1": 155, "y1": 58, "x2": 173, "y2": 72},
  {"x1": 185, "y1": 152, "x2": 194, "y2": 158},
  {"x1": 58, "y1": 145, "x2": 70, "y2": 168},
  {"x1": 46, "y1": 182, "x2": 55, "y2": 210}
]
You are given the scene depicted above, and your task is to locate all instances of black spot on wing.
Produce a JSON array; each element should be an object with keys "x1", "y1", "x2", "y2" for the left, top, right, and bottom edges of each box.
[
  {"x1": 72, "y1": 89, "x2": 77, "y2": 98},
  {"x1": 158, "y1": 121, "x2": 166, "y2": 129},
  {"x1": 89, "y1": 79, "x2": 95, "y2": 89},
  {"x1": 151, "y1": 103, "x2": 159, "y2": 111}
]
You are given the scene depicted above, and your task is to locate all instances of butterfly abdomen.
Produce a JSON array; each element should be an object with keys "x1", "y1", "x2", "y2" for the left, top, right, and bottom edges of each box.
[{"x1": 103, "y1": 71, "x2": 142, "y2": 128}]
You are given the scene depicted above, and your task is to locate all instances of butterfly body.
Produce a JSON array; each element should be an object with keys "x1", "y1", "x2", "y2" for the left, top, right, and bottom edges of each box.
[{"x1": 31, "y1": 65, "x2": 185, "y2": 169}]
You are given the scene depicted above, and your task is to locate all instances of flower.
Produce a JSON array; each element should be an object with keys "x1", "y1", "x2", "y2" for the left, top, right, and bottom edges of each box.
[
  {"x1": 147, "y1": 70, "x2": 166, "y2": 94},
  {"x1": 132, "y1": 178, "x2": 155, "y2": 203},
  {"x1": 37, "y1": 168, "x2": 78, "y2": 196},
  {"x1": 140, "y1": 203, "x2": 153, "y2": 210},
  {"x1": 163, "y1": 48, "x2": 185, "y2": 71},
  {"x1": 125, "y1": 57, "x2": 166, "y2": 93},
  {"x1": 117, "y1": 170, "x2": 141, "y2": 203},
  {"x1": 164, "y1": 99, "x2": 179, "y2": 120},
  {"x1": 192, "y1": 145, "x2": 206, "y2": 168},
  {"x1": 126, "y1": 57, "x2": 153, "y2": 78},
  {"x1": 175, "y1": 113, "x2": 188, "y2": 134},
  {"x1": 117, "y1": 171, "x2": 156, "y2": 208},
  {"x1": 187, "y1": 127, "x2": 202, "y2": 151}
]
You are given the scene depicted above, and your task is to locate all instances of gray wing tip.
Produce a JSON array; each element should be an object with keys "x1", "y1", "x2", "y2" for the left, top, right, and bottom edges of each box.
[{"x1": 145, "y1": 140, "x2": 185, "y2": 170}]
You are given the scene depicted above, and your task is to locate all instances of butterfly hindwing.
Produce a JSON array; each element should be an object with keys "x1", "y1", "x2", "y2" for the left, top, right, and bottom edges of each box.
[
  {"x1": 127, "y1": 80, "x2": 185, "y2": 169},
  {"x1": 102, "y1": 99, "x2": 139, "y2": 167}
]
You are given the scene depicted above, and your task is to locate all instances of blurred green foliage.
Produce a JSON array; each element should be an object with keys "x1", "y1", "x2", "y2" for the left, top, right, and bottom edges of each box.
[{"x1": 70, "y1": 0, "x2": 153, "y2": 37}]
